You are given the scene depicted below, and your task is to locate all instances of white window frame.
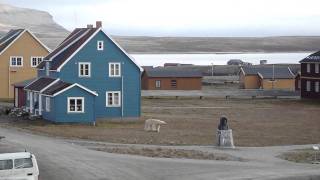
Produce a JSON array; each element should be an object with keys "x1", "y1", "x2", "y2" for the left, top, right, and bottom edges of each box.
[
  {"x1": 78, "y1": 62, "x2": 91, "y2": 77},
  {"x1": 45, "y1": 97, "x2": 50, "y2": 112},
  {"x1": 155, "y1": 80, "x2": 161, "y2": 88},
  {"x1": 97, "y1": 41, "x2": 104, "y2": 51},
  {"x1": 315, "y1": 63, "x2": 319, "y2": 74},
  {"x1": 67, "y1": 97, "x2": 84, "y2": 113},
  {"x1": 10, "y1": 56, "x2": 23, "y2": 67},
  {"x1": 306, "y1": 81, "x2": 311, "y2": 92},
  {"x1": 307, "y1": 63, "x2": 311, "y2": 73},
  {"x1": 106, "y1": 91, "x2": 121, "y2": 107},
  {"x1": 315, "y1": 81, "x2": 319, "y2": 93},
  {"x1": 109, "y1": 63, "x2": 121, "y2": 77},
  {"x1": 30, "y1": 56, "x2": 43, "y2": 67}
]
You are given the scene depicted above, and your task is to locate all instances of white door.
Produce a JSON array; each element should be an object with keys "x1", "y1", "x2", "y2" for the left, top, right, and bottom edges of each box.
[{"x1": 14, "y1": 88, "x2": 18, "y2": 107}]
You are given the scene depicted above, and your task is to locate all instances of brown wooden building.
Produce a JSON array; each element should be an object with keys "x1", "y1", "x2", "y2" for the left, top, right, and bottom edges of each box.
[
  {"x1": 142, "y1": 68, "x2": 202, "y2": 90},
  {"x1": 299, "y1": 51, "x2": 320, "y2": 99}
]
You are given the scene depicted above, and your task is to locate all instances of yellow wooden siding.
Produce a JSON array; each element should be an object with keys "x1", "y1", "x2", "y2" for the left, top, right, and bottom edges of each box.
[
  {"x1": 261, "y1": 79, "x2": 295, "y2": 90},
  {"x1": 0, "y1": 31, "x2": 49, "y2": 99},
  {"x1": 244, "y1": 75, "x2": 260, "y2": 89}
]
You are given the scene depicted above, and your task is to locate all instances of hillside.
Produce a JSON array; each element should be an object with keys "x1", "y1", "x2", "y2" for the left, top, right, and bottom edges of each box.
[
  {"x1": 0, "y1": 3, "x2": 68, "y2": 49},
  {"x1": 113, "y1": 36, "x2": 320, "y2": 53},
  {"x1": 1, "y1": 3, "x2": 320, "y2": 53}
]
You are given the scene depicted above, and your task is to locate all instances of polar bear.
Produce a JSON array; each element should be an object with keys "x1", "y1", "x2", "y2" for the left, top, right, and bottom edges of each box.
[{"x1": 144, "y1": 119, "x2": 167, "y2": 132}]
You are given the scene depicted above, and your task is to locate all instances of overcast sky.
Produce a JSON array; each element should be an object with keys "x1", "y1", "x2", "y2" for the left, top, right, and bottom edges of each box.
[{"x1": 1, "y1": 0, "x2": 320, "y2": 37}]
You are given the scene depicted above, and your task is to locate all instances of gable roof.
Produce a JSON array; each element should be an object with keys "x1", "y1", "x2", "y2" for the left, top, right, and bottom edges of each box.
[
  {"x1": 38, "y1": 27, "x2": 142, "y2": 72},
  {"x1": 0, "y1": 29, "x2": 24, "y2": 55},
  {"x1": 42, "y1": 81, "x2": 98, "y2": 97},
  {"x1": 12, "y1": 78, "x2": 37, "y2": 88},
  {"x1": 300, "y1": 51, "x2": 320, "y2": 63},
  {"x1": 24, "y1": 77, "x2": 57, "y2": 92},
  {"x1": 144, "y1": 68, "x2": 202, "y2": 78},
  {"x1": 0, "y1": 29, "x2": 51, "y2": 56},
  {"x1": 241, "y1": 66, "x2": 295, "y2": 79}
]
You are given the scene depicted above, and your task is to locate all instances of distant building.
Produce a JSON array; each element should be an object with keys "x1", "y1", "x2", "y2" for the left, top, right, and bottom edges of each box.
[
  {"x1": 299, "y1": 51, "x2": 320, "y2": 99},
  {"x1": 239, "y1": 66, "x2": 296, "y2": 90},
  {"x1": 164, "y1": 63, "x2": 193, "y2": 67},
  {"x1": 142, "y1": 68, "x2": 202, "y2": 90},
  {"x1": 227, "y1": 59, "x2": 252, "y2": 66},
  {"x1": 260, "y1": 60, "x2": 267, "y2": 65}
]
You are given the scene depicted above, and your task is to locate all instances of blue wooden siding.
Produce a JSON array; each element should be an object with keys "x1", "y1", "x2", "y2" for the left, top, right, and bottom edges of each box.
[
  {"x1": 41, "y1": 86, "x2": 95, "y2": 123},
  {"x1": 56, "y1": 31, "x2": 141, "y2": 118}
]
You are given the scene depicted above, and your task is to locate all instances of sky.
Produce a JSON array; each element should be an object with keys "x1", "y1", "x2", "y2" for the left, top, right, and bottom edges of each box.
[{"x1": 1, "y1": 0, "x2": 320, "y2": 37}]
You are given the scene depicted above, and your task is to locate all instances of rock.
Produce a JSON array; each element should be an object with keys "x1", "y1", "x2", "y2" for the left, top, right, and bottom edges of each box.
[{"x1": 144, "y1": 119, "x2": 167, "y2": 133}]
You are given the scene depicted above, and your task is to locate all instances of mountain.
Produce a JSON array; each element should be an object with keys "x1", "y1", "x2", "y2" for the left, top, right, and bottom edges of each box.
[
  {"x1": 0, "y1": 3, "x2": 68, "y2": 49},
  {"x1": 1, "y1": 3, "x2": 320, "y2": 53}
]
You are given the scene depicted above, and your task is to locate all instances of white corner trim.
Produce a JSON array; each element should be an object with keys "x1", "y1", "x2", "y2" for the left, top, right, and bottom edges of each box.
[
  {"x1": 40, "y1": 78, "x2": 60, "y2": 93},
  {"x1": 24, "y1": 77, "x2": 41, "y2": 90},
  {"x1": 257, "y1": 72, "x2": 264, "y2": 79},
  {"x1": 0, "y1": 30, "x2": 26, "y2": 56},
  {"x1": 25, "y1": 29, "x2": 52, "y2": 52},
  {"x1": 56, "y1": 28, "x2": 101, "y2": 72},
  {"x1": 53, "y1": 83, "x2": 98, "y2": 97},
  {"x1": 288, "y1": 67, "x2": 295, "y2": 77},
  {"x1": 240, "y1": 67, "x2": 246, "y2": 76}
]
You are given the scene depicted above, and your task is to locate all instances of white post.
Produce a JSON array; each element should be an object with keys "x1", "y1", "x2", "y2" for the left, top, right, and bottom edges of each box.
[
  {"x1": 39, "y1": 94, "x2": 42, "y2": 115},
  {"x1": 30, "y1": 92, "x2": 33, "y2": 113}
]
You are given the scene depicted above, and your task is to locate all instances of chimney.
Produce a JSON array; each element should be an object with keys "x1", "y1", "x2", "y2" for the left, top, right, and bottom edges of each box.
[
  {"x1": 87, "y1": 24, "x2": 94, "y2": 28},
  {"x1": 96, "y1": 21, "x2": 102, "y2": 28}
]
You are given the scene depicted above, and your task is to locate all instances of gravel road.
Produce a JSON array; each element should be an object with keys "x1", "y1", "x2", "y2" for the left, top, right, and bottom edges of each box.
[{"x1": 0, "y1": 127, "x2": 319, "y2": 180}]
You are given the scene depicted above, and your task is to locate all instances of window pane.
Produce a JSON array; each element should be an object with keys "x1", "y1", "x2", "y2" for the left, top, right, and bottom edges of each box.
[
  {"x1": 0, "y1": 160, "x2": 13, "y2": 170},
  {"x1": 17, "y1": 58, "x2": 22, "y2": 65},
  {"x1": 14, "y1": 158, "x2": 33, "y2": 169},
  {"x1": 115, "y1": 64, "x2": 119, "y2": 75},
  {"x1": 111, "y1": 64, "x2": 115, "y2": 76},
  {"x1": 69, "y1": 99, "x2": 75, "y2": 111},
  {"x1": 108, "y1": 93, "x2": 113, "y2": 105},
  {"x1": 114, "y1": 93, "x2": 119, "y2": 105},
  {"x1": 12, "y1": 58, "x2": 16, "y2": 65},
  {"x1": 76, "y1": 99, "x2": 82, "y2": 111}
]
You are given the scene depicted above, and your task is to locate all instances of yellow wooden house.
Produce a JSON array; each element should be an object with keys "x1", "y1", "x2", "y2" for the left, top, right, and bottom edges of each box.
[
  {"x1": 0, "y1": 29, "x2": 51, "y2": 100},
  {"x1": 239, "y1": 66, "x2": 296, "y2": 91}
]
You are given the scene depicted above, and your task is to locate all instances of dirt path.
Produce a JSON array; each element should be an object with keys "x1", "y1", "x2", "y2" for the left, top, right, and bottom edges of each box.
[{"x1": 0, "y1": 126, "x2": 319, "y2": 180}]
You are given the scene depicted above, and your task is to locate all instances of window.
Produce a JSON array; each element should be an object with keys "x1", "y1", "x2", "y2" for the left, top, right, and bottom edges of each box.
[
  {"x1": 316, "y1": 64, "x2": 319, "y2": 74},
  {"x1": 106, "y1": 91, "x2": 121, "y2": 107},
  {"x1": 79, "y1": 62, "x2": 91, "y2": 77},
  {"x1": 171, "y1": 80, "x2": 177, "y2": 88},
  {"x1": 10, "y1": 56, "x2": 23, "y2": 67},
  {"x1": 306, "y1": 81, "x2": 311, "y2": 92},
  {"x1": 14, "y1": 158, "x2": 33, "y2": 169},
  {"x1": 45, "y1": 97, "x2": 50, "y2": 112},
  {"x1": 315, "y1": 82, "x2": 319, "y2": 93},
  {"x1": 307, "y1": 63, "x2": 311, "y2": 73},
  {"x1": 97, "y1": 41, "x2": 104, "y2": 50},
  {"x1": 30, "y1": 57, "x2": 43, "y2": 67},
  {"x1": 68, "y1": 97, "x2": 84, "y2": 113},
  {"x1": 0, "y1": 160, "x2": 13, "y2": 170},
  {"x1": 155, "y1": 80, "x2": 161, "y2": 88},
  {"x1": 109, "y1": 63, "x2": 121, "y2": 77}
]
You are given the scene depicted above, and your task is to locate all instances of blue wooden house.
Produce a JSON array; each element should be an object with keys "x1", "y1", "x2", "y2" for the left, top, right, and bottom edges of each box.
[{"x1": 23, "y1": 22, "x2": 142, "y2": 123}]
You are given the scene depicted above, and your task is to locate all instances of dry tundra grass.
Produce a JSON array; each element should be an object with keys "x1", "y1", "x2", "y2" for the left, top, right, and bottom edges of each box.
[{"x1": 3, "y1": 97, "x2": 320, "y2": 146}]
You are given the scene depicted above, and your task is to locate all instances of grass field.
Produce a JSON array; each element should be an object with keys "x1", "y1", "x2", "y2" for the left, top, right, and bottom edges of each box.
[{"x1": 2, "y1": 98, "x2": 320, "y2": 146}]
